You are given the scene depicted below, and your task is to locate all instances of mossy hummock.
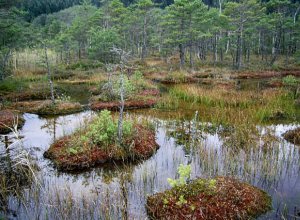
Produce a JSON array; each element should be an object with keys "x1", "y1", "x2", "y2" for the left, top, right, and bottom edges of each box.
[
  {"x1": 0, "y1": 110, "x2": 25, "y2": 134},
  {"x1": 44, "y1": 125, "x2": 158, "y2": 171},
  {"x1": 91, "y1": 99, "x2": 157, "y2": 111},
  {"x1": 283, "y1": 127, "x2": 300, "y2": 145},
  {"x1": 11, "y1": 100, "x2": 83, "y2": 116},
  {"x1": 147, "y1": 177, "x2": 272, "y2": 220},
  {"x1": 91, "y1": 89, "x2": 160, "y2": 111}
]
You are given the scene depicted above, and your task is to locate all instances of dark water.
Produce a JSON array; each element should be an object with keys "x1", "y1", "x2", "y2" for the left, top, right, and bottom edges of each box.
[
  {"x1": 1, "y1": 108, "x2": 300, "y2": 219},
  {"x1": 56, "y1": 82, "x2": 92, "y2": 104}
]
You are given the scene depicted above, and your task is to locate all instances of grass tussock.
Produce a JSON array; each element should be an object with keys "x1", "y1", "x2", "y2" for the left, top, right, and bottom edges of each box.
[
  {"x1": 147, "y1": 71, "x2": 197, "y2": 84},
  {"x1": 0, "y1": 159, "x2": 35, "y2": 206},
  {"x1": 283, "y1": 127, "x2": 300, "y2": 145},
  {"x1": 0, "y1": 110, "x2": 24, "y2": 134},
  {"x1": 167, "y1": 85, "x2": 296, "y2": 124},
  {"x1": 0, "y1": 71, "x2": 50, "y2": 102}
]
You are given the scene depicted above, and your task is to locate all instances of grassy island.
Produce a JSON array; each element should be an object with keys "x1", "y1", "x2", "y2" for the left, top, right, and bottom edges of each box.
[
  {"x1": 90, "y1": 71, "x2": 160, "y2": 111},
  {"x1": 283, "y1": 127, "x2": 300, "y2": 145},
  {"x1": 11, "y1": 100, "x2": 83, "y2": 116},
  {"x1": 44, "y1": 110, "x2": 158, "y2": 171}
]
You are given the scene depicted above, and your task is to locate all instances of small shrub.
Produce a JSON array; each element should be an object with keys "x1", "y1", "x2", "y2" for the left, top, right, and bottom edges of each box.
[
  {"x1": 167, "y1": 164, "x2": 191, "y2": 187},
  {"x1": 282, "y1": 75, "x2": 299, "y2": 99},
  {"x1": 98, "y1": 74, "x2": 151, "y2": 102},
  {"x1": 83, "y1": 110, "x2": 133, "y2": 149},
  {"x1": 283, "y1": 75, "x2": 298, "y2": 87},
  {"x1": 0, "y1": 78, "x2": 28, "y2": 92}
]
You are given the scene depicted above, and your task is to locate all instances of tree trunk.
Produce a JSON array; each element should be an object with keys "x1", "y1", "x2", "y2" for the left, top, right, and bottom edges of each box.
[
  {"x1": 270, "y1": 30, "x2": 280, "y2": 66},
  {"x1": 118, "y1": 74, "x2": 125, "y2": 145},
  {"x1": 213, "y1": 33, "x2": 218, "y2": 65},
  {"x1": 189, "y1": 43, "x2": 193, "y2": 70},
  {"x1": 141, "y1": 15, "x2": 147, "y2": 60},
  {"x1": 78, "y1": 42, "x2": 81, "y2": 60},
  {"x1": 236, "y1": 26, "x2": 243, "y2": 70},
  {"x1": 179, "y1": 43, "x2": 185, "y2": 69},
  {"x1": 44, "y1": 45, "x2": 55, "y2": 105},
  {"x1": 0, "y1": 49, "x2": 12, "y2": 81},
  {"x1": 294, "y1": 6, "x2": 300, "y2": 24},
  {"x1": 220, "y1": 47, "x2": 223, "y2": 62}
]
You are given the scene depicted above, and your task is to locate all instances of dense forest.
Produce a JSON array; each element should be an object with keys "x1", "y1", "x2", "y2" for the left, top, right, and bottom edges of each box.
[{"x1": 1, "y1": 0, "x2": 300, "y2": 79}]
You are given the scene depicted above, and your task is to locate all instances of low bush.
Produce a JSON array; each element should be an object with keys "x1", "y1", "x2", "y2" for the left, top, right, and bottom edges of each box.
[{"x1": 81, "y1": 110, "x2": 133, "y2": 150}]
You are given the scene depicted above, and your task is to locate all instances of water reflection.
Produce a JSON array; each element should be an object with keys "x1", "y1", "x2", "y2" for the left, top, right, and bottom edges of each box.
[{"x1": 0, "y1": 110, "x2": 300, "y2": 219}]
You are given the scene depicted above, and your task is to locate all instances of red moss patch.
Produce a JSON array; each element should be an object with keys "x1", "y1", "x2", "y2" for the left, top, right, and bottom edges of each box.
[
  {"x1": 147, "y1": 177, "x2": 271, "y2": 220},
  {"x1": 44, "y1": 125, "x2": 159, "y2": 171},
  {"x1": 283, "y1": 127, "x2": 300, "y2": 145},
  {"x1": 91, "y1": 99, "x2": 157, "y2": 111},
  {"x1": 0, "y1": 110, "x2": 24, "y2": 134}
]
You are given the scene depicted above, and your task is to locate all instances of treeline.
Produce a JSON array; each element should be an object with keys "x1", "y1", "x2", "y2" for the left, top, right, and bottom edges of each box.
[
  {"x1": 18, "y1": 0, "x2": 174, "y2": 20},
  {"x1": 1, "y1": 0, "x2": 300, "y2": 79},
  {"x1": 35, "y1": 0, "x2": 300, "y2": 69},
  {"x1": 15, "y1": 0, "x2": 300, "y2": 22}
]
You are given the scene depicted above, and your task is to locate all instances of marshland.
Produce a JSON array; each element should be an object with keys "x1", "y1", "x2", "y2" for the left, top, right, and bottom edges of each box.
[{"x1": 1, "y1": 0, "x2": 300, "y2": 219}]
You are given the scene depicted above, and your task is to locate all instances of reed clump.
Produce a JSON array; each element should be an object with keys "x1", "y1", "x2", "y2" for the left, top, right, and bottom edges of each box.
[{"x1": 167, "y1": 85, "x2": 296, "y2": 123}]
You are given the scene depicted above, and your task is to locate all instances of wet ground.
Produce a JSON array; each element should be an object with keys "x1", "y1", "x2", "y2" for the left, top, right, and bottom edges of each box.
[{"x1": 0, "y1": 78, "x2": 300, "y2": 219}]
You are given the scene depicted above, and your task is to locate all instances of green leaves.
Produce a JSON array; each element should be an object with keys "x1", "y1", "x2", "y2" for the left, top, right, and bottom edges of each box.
[
  {"x1": 68, "y1": 147, "x2": 78, "y2": 155},
  {"x1": 167, "y1": 164, "x2": 191, "y2": 187},
  {"x1": 84, "y1": 110, "x2": 133, "y2": 149}
]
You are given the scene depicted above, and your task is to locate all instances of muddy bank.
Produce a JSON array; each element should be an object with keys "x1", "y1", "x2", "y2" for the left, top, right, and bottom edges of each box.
[
  {"x1": 0, "y1": 110, "x2": 24, "y2": 134},
  {"x1": 91, "y1": 99, "x2": 157, "y2": 111},
  {"x1": 147, "y1": 176, "x2": 271, "y2": 220},
  {"x1": 91, "y1": 89, "x2": 159, "y2": 111},
  {"x1": 154, "y1": 77, "x2": 198, "y2": 84},
  {"x1": 283, "y1": 127, "x2": 300, "y2": 145},
  {"x1": 44, "y1": 125, "x2": 159, "y2": 171},
  {"x1": 0, "y1": 90, "x2": 51, "y2": 102},
  {"x1": 9, "y1": 100, "x2": 83, "y2": 116},
  {"x1": 145, "y1": 71, "x2": 199, "y2": 84},
  {"x1": 232, "y1": 70, "x2": 300, "y2": 79}
]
